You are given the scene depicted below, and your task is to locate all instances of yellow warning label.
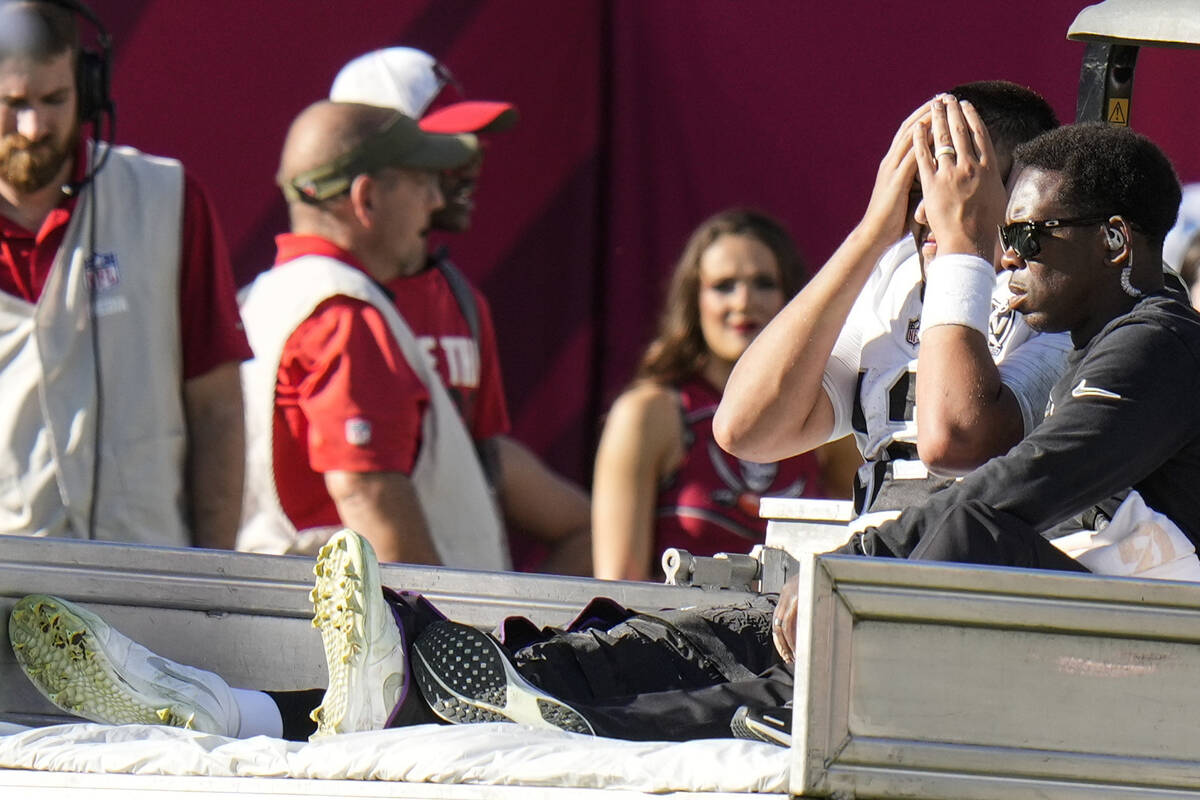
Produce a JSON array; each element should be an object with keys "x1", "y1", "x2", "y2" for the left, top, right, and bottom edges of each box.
[{"x1": 1107, "y1": 98, "x2": 1130, "y2": 126}]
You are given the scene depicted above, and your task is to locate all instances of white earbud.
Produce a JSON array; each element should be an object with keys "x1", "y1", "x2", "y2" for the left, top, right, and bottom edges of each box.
[{"x1": 1105, "y1": 226, "x2": 1126, "y2": 250}]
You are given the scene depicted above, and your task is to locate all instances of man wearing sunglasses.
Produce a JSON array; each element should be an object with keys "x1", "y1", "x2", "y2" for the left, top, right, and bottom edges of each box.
[
  {"x1": 716, "y1": 82, "x2": 1069, "y2": 529},
  {"x1": 824, "y1": 111, "x2": 1200, "y2": 580}
]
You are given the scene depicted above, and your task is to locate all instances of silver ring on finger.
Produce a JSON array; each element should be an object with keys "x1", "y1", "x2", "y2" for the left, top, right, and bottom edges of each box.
[{"x1": 934, "y1": 145, "x2": 957, "y2": 159}]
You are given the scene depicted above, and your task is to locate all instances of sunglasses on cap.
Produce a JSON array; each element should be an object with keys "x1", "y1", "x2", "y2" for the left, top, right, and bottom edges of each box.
[{"x1": 997, "y1": 216, "x2": 1113, "y2": 260}]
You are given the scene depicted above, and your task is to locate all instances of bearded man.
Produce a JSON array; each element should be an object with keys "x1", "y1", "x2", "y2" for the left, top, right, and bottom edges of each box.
[{"x1": 0, "y1": 1, "x2": 249, "y2": 547}]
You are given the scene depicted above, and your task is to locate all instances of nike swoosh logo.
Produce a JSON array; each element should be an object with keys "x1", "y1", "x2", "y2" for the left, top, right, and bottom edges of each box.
[{"x1": 1071, "y1": 379, "x2": 1122, "y2": 400}]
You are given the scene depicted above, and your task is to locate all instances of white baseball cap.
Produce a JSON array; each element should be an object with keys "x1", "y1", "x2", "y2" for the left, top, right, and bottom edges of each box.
[{"x1": 330, "y1": 47, "x2": 518, "y2": 135}]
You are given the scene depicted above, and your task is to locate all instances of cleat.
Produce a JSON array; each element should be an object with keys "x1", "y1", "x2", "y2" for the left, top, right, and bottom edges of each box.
[
  {"x1": 7, "y1": 594, "x2": 239, "y2": 736},
  {"x1": 412, "y1": 621, "x2": 594, "y2": 735},
  {"x1": 309, "y1": 530, "x2": 407, "y2": 738}
]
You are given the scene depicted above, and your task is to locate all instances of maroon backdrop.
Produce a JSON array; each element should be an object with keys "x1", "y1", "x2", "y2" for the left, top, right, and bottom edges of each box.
[{"x1": 85, "y1": 0, "x2": 1200, "y2": 487}]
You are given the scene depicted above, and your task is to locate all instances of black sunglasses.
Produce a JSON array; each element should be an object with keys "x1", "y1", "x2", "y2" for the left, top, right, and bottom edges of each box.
[{"x1": 997, "y1": 216, "x2": 1112, "y2": 260}]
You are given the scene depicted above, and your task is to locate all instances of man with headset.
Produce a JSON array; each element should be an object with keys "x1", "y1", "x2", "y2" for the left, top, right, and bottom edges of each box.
[
  {"x1": 330, "y1": 47, "x2": 591, "y2": 575},
  {"x1": 0, "y1": 0, "x2": 249, "y2": 548}
]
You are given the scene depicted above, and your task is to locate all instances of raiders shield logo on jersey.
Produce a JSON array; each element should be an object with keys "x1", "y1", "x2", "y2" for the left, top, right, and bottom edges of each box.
[{"x1": 905, "y1": 317, "x2": 920, "y2": 347}]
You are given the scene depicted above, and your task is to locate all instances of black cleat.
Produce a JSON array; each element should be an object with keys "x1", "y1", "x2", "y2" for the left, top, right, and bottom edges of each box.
[{"x1": 412, "y1": 620, "x2": 594, "y2": 735}]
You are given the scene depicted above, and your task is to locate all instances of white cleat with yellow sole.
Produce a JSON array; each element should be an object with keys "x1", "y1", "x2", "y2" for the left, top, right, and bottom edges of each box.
[
  {"x1": 308, "y1": 529, "x2": 407, "y2": 737},
  {"x1": 8, "y1": 594, "x2": 239, "y2": 736}
]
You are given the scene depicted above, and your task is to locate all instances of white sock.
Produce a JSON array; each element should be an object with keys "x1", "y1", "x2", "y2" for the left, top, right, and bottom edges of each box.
[{"x1": 231, "y1": 688, "x2": 284, "y2": 739}]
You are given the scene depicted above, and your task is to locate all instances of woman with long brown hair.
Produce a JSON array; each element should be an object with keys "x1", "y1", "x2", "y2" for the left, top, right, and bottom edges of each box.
[{"x1": 592, "y1": 208, "x2": 857, "y2": 580}]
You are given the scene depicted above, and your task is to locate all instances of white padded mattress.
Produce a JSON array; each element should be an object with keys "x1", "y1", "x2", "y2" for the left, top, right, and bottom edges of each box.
[{"x1": 0, "y1": 721, "x2": 788, "y2": 793}]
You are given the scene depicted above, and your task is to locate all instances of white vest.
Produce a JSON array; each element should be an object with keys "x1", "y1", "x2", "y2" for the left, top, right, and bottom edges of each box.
[
  {"x1": 0, "y1": 144, "x2": 188, "y2": 545},
  {"x1": 236, "y1": 255, "x2": 510, "y2": 570}
]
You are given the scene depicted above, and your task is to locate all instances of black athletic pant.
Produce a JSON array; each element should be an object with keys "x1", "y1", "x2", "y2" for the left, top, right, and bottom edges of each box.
[
  {"x1": 857, "y1": 498, "x2": 1089, "y2": 572},
  {"x1": 502, "y1": 596, "x2": 789, "y2": 741},
  {"x1": 556, "y1": 663, "x2": 793, "y2": 740},
  {"x1": 267, "y1": 594, "x2": 786, "y2": 742}
]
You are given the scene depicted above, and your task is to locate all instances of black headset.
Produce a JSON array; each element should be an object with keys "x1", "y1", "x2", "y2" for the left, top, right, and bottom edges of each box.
[{"x1": 30, "y1": 0, "x2": 114, "y2": 124}]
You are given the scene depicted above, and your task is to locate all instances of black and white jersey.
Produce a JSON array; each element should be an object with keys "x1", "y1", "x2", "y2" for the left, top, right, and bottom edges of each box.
[{"x1": 820, "y1": 237, "x2": 1070, "y2": 513}]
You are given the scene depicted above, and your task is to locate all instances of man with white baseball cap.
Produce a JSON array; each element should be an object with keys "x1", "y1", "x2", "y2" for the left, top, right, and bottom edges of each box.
[{"x1": 330, "y1": 48, "x2": 592, "y2": 576}]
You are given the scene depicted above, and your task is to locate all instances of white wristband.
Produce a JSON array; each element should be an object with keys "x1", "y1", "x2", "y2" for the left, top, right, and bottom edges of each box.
[{"x1": 919, "y1": 254, "x2": 995, "y2": 337}]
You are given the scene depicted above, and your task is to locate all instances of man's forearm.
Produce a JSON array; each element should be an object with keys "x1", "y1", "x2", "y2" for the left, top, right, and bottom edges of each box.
[
  {"x1": 916, "y1": 325, "x2": 1023, "y2": 475},
  {"x1": 184, "y1": 363, "x2": 244, "y2": 549},
  {"x1": 325, "y1": 470, "x2": 440, "y2": 565},
  {"x1": 716, "y1": 224, "x2": 893, "y2": 462},
  {"x1": 911, "y1": 98, "x2": 1023, "y2": 474}
]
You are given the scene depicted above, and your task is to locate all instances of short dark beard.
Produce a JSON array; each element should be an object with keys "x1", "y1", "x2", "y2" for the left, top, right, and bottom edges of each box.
[{"x1": 0, "y1": 124, "x2": 78, "y2": 194}]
